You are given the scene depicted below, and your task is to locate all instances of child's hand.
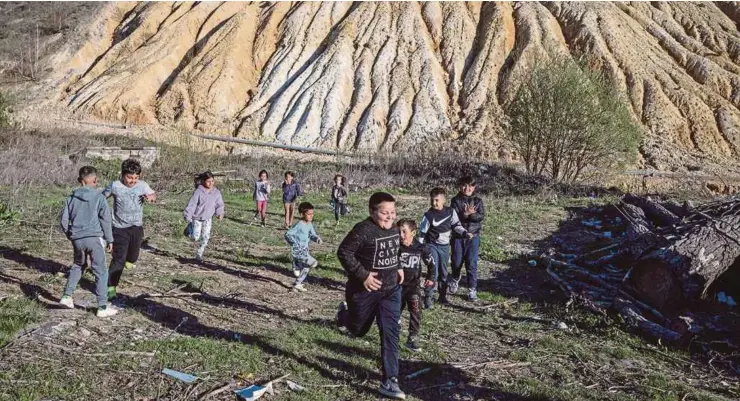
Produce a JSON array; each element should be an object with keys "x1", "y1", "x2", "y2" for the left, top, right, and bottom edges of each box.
[
  {"x1": 397, "y1": 269, "x2": 404, "y2": 285},
  {"x1": 106, "y1": 243, "x2": 113, "y2": 253},
  {"x1": 218, "y1": 215, "x2": 223, "y2": 221},
  {"x1": 363, "y1": 272, "x2": 382, "y2": 291},
  {"x1": 316, "y1": 237, "x2": 323, "y2": 244},
  {"x1": 464, "y1": 203, "x2": 476, "y2": 216},
  {"x1": 424, "y1": 279, "x2": 435, "y2": 288},
  {"x1": 466, "y1": 232, "x2": 475, "y2": 239}
]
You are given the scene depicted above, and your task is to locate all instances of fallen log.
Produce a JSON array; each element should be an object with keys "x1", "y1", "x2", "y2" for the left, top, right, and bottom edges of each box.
[
  {"x1": 612, "y1": 297, "x2": 682, "y2": 342},
  {"x1": 623, "y1": 194, "x2": 680, "y2": 227},
  {"x1": 626, "y1": 214, "x2": 740, "y2": 311}
]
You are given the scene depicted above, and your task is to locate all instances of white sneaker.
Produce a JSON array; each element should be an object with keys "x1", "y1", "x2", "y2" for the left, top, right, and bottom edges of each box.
[
  {"x1": 293, "y1": 267, "x2": 301, "y2": 277},
  {"x1": 59, "y1": 296, "x2": 74, "y2": 309},
  {"x1": 96, "y1": 305, "x2": 119, "y2": 318},
  {"x1": 292, "y1": 284, "x2": 307, "y2": 292}
]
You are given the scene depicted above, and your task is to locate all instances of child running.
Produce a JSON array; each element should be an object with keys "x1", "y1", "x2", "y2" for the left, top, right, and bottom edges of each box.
[
  {"x1": 58, "y1": 166, "x2": 117, "y2": 317},
  {"x1": 336, "y1": 192, "x2": 406, "y2": 400},
  {"x1": 104, "y1": 159, "x2": 156, "y2": 301},
  {"x1": 184, "y1": 171, "x2": 225, "y2": 264},
  {"x1": 282, "y1": 171, "x2": 304, "y2": 229},
  {"x1": 397, "y1": 218, "x2": 435, "y2": 353},
  {"x1": 448, "y1": 176, "x2": 485, "y2": 302},
  {"x1": 418, "y1": 187, "x2": 471, "y2": 308},
  {"x1": 253, "y1": 169, "x2": 270, "y2": 227},
  {"x1": 284, "y1": 202, "x2": 322, "y2": 292},
  {"x1": 331, "y1": 174, "x2": 349, "y2": 225}
]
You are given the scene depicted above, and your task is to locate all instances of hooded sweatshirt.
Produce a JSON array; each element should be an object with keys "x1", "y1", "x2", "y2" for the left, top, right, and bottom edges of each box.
[
  {"x1": 337, "y1": 218, "x2": 400, "y2": 292},
  {"x1": 184, "y1": 185, "x2": 225, "y2": 222},
  {"x1": 59, "y1": 186, "x2": 113, "y2": 243}
]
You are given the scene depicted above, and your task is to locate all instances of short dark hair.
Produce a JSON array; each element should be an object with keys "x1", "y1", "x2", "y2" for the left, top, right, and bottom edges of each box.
[
  {"x1": 121, "y1": 159, "x2": 142, "y2": 176},
  {"x1": 285, "y1": 171, "x2": 294, "y2": 178},
  {"x1": 430, "y1": 187, "x2": 446, "y2": 197},
  {"x1": 458, "y1": 176, "x2": 476, "y2": 186},
  {"x1": 334, "y1": 174, "x2": 345, "y2": 186},
  {"x1": 397, "y1": 218, "x2": 417, "y2": 231},
  {"x1": 195, "y1": 171, "x2": 214, "y2": 188},
  {"x1": 298, "y1": 202, "x2": 314, "y2": 214},
  {"x1": 78, "y1": 166, "x2": 97, "y2": 183},
  {"x1": 259, "y1": 169, "x2": 269, "y2": 179},
  {"x1": 369, "y1": 192, "x2": 395, "y2": 211}
]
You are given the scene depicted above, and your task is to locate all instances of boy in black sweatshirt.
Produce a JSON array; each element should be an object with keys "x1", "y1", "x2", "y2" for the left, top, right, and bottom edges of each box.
[
  {"x1": 418, "y1": 187, "x2": 471, "y2": 308},
  {"x1": 397, "y1": 218, "x2": 435, "y2": 353},
  {"x1": 448, "y1": 176, "x2": 485, "y2": 301},
  {"x1": 336, "y1": 192, "x2": 405, "y2": 400}
]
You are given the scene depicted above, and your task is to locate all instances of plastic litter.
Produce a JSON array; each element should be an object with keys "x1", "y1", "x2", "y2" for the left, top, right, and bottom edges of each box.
[
  {"x1": 718, "y1": 292, "x2": 728, "y2": 304},
  {"x1": 162, "y1": 368, "x2": 198, "y2": 383},
  {"x1": 528, "y1": 260, "x2": 537, "y2": 267},
  {"x1": 286, "y1": 380, "x2": 304, "y2": 392},
  {"x1": 405, "y1": 367, "x2": 432, "y2": 379},
  {"x1": 235, "y1": 383, "x2": 273, "y2": 401}
]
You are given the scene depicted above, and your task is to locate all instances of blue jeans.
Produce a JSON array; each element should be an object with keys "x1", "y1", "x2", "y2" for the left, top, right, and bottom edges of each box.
[
  {"x1": 452, "y1": 236, "x2": 480, "y2": 290},
  {"x1": 343, "y1": 285, "x2": 402, "y2": 381},
  {"x1": 425, "y1": 243, "x2": 449, "y2": 302}
]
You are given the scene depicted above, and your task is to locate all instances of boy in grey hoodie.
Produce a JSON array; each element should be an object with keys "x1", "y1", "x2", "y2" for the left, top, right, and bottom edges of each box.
[{"x1": 59, "y1": 166, "x2": 118, "y2": 317}]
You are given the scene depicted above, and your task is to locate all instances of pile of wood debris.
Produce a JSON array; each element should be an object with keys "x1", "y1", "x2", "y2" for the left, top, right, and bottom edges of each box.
[{"x1": 542, "y1": 194, "x2": 740, "y2": 347}]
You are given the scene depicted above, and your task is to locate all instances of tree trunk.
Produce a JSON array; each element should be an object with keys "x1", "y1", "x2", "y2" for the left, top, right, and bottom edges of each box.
[
  {"x1": 626, "y1": 215, "x2": 740, "y2": 311},
  {"x1": 623, "y1": 194, "x2": 680, "y2": 227}
]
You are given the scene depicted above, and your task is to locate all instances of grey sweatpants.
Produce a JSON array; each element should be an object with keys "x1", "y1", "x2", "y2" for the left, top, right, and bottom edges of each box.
[{"x1": 64, "y1": 237, "x2": 108, "y2": 307}]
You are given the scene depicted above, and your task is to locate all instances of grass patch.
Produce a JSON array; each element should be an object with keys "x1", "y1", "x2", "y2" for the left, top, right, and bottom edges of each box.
[{"x1": 0, "y1": 297, "x2": 44, "y2": 348}]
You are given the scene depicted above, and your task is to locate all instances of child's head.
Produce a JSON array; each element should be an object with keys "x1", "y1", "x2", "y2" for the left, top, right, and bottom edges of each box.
[
  {"x1": 78, "y1": 166, "x2": 98, "y2": 186},
  {"x1": 429, "y1": 187, "x2": 446, "y2": 210},
  {"x1": 200, "y1": 171, "x2": 215, "y2": 189},
  {"x1": 284, "y1": 171, "x2": 294, "y2": 183},
  {"x1": 458, "y1": 176, "x2": 476, "y2": 197},
  {"x1": 258, "y1": 170, "x2": 268, "y2": 181},
  {"x1": 397, "y1": 218, "x2": 417, "y2": 247},
  {"x1": 298, "y1": 202, "x2": 315, "y2": 222},
  {"x1": 121, "y1": 159, "x2": 142, "y2": 188},
  {"x1": 369, "y1": 192, "x2": 396, "y2": 229},
  {"x1": 334, "y1": 174, "x2": 344, "y2": 186}
]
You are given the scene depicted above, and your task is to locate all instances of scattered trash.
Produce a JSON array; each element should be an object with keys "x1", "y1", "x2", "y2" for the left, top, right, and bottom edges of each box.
[
  {"x1": 602, "y1": 231, "x2": 612, "y2": 238},
  {"x1": 162, "y1": 368, "x2": 198, "y2": 383},
  {"x1": 728, "y1": 296, "x2": 737, "y2": 307},
  {"x1": 405, "y1": 367, "x2": 432, "y2": 379},
  {"x1": 286, "y1": 380, "x2": 304, "y2": 392},
  {"x1": 235, "y1": 374, "x2": 289, "y2": 401},
  {"x1": 528, "y1": 260, "x2": 537, "y2": 267},
  {"x1": 235, "y1": 383, "x2": 273, "y2": 401},
  {"x1": 556, "y1": 322, "x2": 568, "y2": 330}
]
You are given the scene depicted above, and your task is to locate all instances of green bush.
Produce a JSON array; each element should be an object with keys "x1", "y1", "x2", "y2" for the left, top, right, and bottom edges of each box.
[
  {"x1": 504, "y1": 58, "x2": 641, "y2": 183},
  {"x1": 0, "y1": 201, "x2": 20, "y2": 225}
]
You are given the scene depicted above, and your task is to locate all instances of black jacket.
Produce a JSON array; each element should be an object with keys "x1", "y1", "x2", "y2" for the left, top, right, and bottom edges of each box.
[
  {"x1": 450, "y1": 194, "x2": 485, "y2": 237},
  {"x1": 337, "y1": 218, "x2": 400, "y2": 292},
  {"x1": 399, "y1": 240, "x2": 434, "y2": 287}
]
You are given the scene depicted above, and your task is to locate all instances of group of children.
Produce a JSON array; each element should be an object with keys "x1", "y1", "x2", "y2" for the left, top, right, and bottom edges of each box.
[{"x1": 58, "y1": 159, "x2": 484, "y2": 400}]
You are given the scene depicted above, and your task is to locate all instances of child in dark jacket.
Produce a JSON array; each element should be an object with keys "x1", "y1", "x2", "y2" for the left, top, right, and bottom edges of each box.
[
  {"x1": 448, "y1": 176, "x2": 485, "y2": 301},
  {"x1": 282, "y1": 171, "x2": 304, "y2": 229},
  {"x1": 336, "y1": 192, "x2": 405, "y2": 400},
  {"x1": 184, "y1": 171, "x2": 225, "y2": 263},
  {"x1": 418, "y1": 187, "x2": 471, "y2": 308},
  {"x1": 59, "y1": 166, "x2": 117, "y2": 317},
  {"x1": 397, "y1": 218, "x2": 435, "y2": 353},
  {"x1": 331, "y1": 174, "x2": 349, "y2": 225}
]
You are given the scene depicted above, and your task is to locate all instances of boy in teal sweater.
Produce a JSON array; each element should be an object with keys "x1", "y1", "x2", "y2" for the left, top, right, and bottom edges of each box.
[{"x1": 284, "y1": 202, "x2": 322, "y2": 292}]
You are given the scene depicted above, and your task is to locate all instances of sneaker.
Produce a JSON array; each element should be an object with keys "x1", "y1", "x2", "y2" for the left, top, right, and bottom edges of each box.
[
  {"x1": 423, "y1": 297, "x2": 433, "y2": 310},
  {"x1": 405, "y1": 339, "x2": 422, "y2": 353},
  {"x1": 59, "y1": 296, "x2": 74, "y2": 309},
  {"x1": 96, "y1": 305, "x2": 119, "y2": 318},
  {"x1": 378, "y1": 377, "x2": 406, "y2": 400},
  {"x1": 293, "y1": 266, "x2": 301, "y2": 277},
  {"x1": 260, "y1": 221, "x2": 266, "y2": 227},
  {"x1": 336, "y1": 301, "x2": 348, "y2": 333},
  {"x1": 107, "y1": 286, "x2": 117, "y2": 301},
  {"x1": 124, "y1": 262, "x2": 136, "y2": 270},
  {"x1": 447, "y1": 276, "x2": 460, "y2": 295},
  {"x1": 292, "y1": 283, "x2": 307, "y2": 292},
  {"x1": 468, "y1": 289, "x2": 478, "y2": 302}
]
